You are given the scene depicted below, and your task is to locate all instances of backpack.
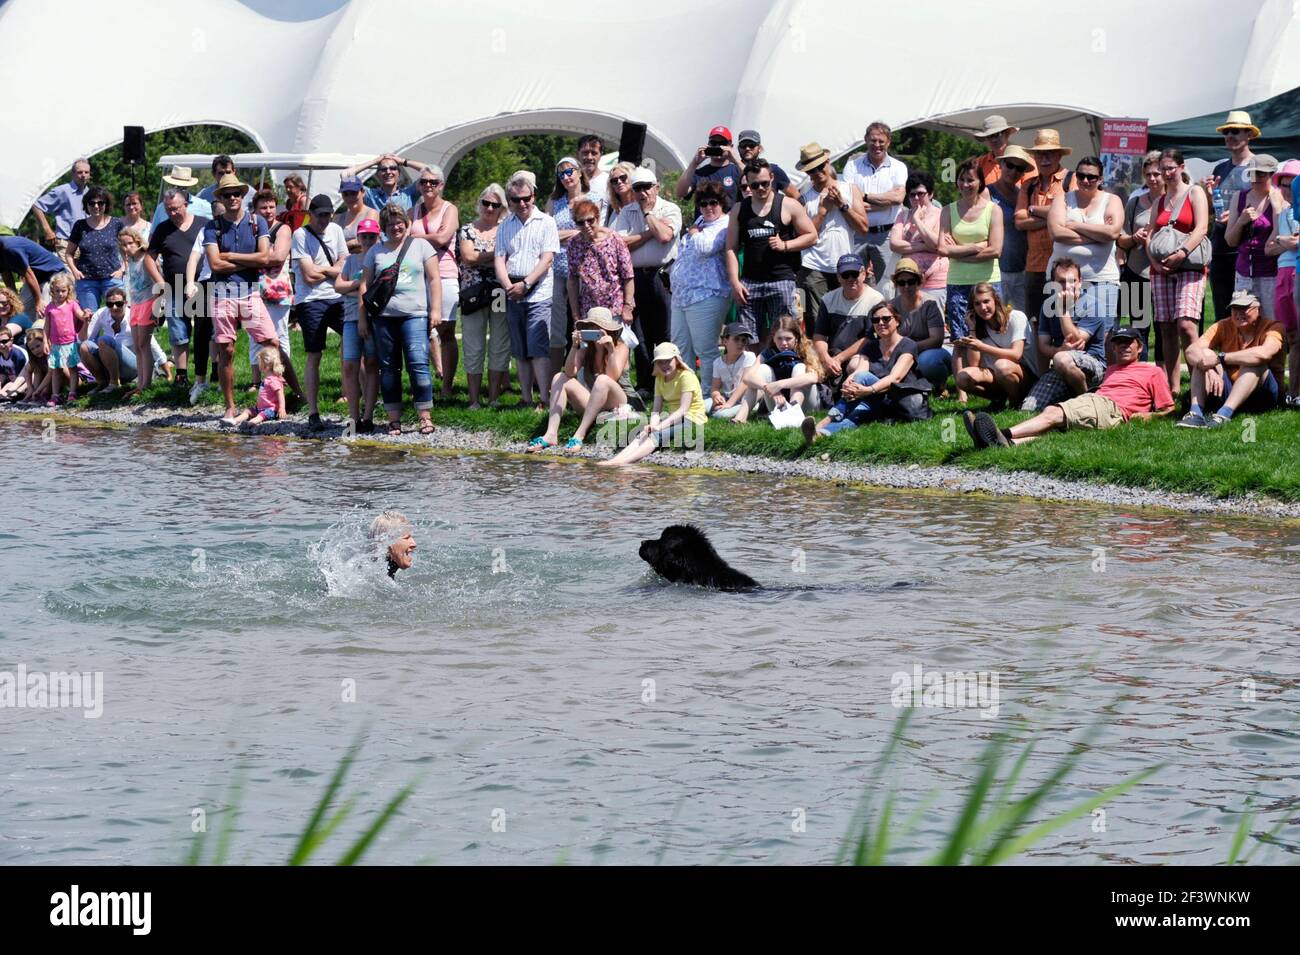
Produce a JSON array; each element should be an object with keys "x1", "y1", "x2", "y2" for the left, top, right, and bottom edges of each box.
[{"x1": 363, "y1": 237, "x2": 413, "y2": 320}]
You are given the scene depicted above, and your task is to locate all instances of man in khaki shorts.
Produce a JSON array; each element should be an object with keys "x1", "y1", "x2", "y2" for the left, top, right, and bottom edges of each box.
[{"x1": 964, "y1": 326, "x2": 1174, "y2": 447}]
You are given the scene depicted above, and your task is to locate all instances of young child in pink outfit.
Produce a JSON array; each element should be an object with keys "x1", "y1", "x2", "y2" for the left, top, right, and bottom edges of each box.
[
  {"x1": 41, "y1": 272, "x2": 90, "y2": 405},
  {"x1": 222, "y1": 348, "x2": 286, "y2": 428}
]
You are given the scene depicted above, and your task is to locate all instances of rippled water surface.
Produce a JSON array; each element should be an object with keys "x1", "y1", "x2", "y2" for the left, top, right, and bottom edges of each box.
[{"x1": 3, "y1": 418, "x2": 1298, "y2": 865}]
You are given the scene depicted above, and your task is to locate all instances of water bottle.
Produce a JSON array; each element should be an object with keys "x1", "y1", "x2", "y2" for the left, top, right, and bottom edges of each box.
[{"x1": 1212, "y1": 187, "x2": 1226, "y2": 218}]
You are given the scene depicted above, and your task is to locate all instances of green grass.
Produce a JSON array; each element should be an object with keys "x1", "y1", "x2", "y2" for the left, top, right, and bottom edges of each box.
[{"x1": 64, "y1": 326, "x2": 1300, "y2": 504}]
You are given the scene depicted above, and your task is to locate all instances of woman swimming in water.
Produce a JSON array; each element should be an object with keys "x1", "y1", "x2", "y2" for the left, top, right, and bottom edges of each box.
[{"x1": 369, "y1": 510, "x2": 416, "y2": 577}]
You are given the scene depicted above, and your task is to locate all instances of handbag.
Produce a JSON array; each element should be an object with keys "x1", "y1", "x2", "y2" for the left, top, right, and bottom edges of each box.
[
  {"x1": 458, "y1": 227, "x2": 500, "y2": 312},
  {"x1": 256, "y1": 222, "x2": 293, "y2": 303},
  {"x1": 1149, "y1": 188, "x2": 1211, "y2": 270},
  {"x1": 363, "y1": 237, "x2": 413, "y2": 320}
]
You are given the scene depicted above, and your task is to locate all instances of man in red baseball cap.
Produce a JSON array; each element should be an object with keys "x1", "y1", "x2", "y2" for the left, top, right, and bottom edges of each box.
[{"x1": 675, "y1": 125, "x2": 744, "y2": 206}]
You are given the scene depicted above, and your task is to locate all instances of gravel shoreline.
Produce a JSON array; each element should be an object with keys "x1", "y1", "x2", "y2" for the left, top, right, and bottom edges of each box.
[{"x1": 7, "y1": 402, "x2": 1298, "y2": 521}]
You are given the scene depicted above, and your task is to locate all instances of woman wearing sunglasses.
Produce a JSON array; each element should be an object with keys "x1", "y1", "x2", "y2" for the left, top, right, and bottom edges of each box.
[
  {"x1": 548, "y1": 156, "x2": 592, "y2": 370},
  {"x1": 604, "y1": 161, "x2": 637, "y2": 226},
  {"x1": 458, "y1": 184, "x2": 510, "y2": 408},
  {"x1": 408, "y1": 165, "x2": 460, "y2": 396},
  {"x1": 63, "y1": 186, "x2": 124, "y2": 311},
  {"x1": 1046, "y1": 156, "x2": 1124, "y2": 338}
]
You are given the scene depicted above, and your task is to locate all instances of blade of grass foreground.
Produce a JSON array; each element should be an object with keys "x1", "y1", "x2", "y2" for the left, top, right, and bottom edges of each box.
[
  {"x1": 835, "y1": 708, "x2": 914, "y2": 866},
  {"x1": 335, "y1": 781, "x2": 417, "y2": 866},
  {"x1": 288, "y1": 737, "x2": 363, "y2": 865}
]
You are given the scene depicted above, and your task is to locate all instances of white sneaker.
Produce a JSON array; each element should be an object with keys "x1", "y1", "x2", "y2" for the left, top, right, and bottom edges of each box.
[{"x1": 189, "y1": 380, "x2": 209, "y2": 406}]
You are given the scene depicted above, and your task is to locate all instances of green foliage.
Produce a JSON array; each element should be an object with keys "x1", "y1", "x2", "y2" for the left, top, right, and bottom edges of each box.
[
  {"x1": 890, "y1": 128, "x2": 986, "y2": 205},
  {"x1": 19, "y1": 125, "x2": 259, "y2": 240}
]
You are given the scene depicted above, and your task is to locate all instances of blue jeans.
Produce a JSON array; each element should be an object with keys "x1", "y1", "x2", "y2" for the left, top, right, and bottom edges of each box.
[
  {"x1": 341, "y1": 320, "x2": 378, "y2": 362},
  {"x1": 915, "y1": 347, "x2": 952, "y2": 390},
  {"x1": 372, "y1": 315, "x2": 433, "y2": 413},
  {"x1": 76, "y1": 277, "x2": 124, "y2": 312},
  {"x1": 85, "y1": 336, "x2": 139, "y2": 382},
  {"x1": 821, "y1": 372, "x2": 888, "y2": 432}
]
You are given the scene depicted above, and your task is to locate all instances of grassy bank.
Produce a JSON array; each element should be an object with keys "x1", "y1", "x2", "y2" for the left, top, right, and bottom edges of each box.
[{"x1": 64, "y1": 326, "x2": 1300, "y2": 503}]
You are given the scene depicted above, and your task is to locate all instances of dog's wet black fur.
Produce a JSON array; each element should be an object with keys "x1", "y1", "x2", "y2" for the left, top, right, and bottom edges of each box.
[{"x1": 639, "y1": 524, "x2": 760, "y2": 591}]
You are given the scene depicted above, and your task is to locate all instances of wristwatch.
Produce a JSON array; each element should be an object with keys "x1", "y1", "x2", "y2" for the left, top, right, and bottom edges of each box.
[{"x1": 1216, "y1": 351, "x2": 1226, "y2": 367}]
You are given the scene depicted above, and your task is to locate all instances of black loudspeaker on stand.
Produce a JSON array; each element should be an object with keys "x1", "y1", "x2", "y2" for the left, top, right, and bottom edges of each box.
[
  {"x1": 123, "y1": 125, "x2": 146, "y2": 190},
  {"x1": 618, "y1": 121, "x2": 647, "y2": 168}
]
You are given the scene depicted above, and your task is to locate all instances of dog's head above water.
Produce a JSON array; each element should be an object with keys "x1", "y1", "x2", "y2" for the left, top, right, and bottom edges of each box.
[{"x1": 639, "y1": 524, "x2": 759, "y2": 591}]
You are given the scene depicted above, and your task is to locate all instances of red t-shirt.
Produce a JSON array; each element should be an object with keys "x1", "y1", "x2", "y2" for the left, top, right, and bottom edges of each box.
[{"x1": 1096, "y1": 361, "x2": 1174, "y2": 419}]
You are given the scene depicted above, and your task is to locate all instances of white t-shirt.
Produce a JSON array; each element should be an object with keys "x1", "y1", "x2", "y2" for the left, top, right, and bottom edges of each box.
[
  {"x1": 712, "y1": 349, "x2": 756, "y2": 394},
  {"x1": 614, "y1": 196, "x2": 683, "y2": 268},
  {"x1": 292, "y1": 222, "x2": 349, "y2": 303},
  {"x1": 980, "y1": 309, "x2": 1032, "y2": 370},
  {"x1": 801, "y1": 178, "x2": 856, "y2": 272}
]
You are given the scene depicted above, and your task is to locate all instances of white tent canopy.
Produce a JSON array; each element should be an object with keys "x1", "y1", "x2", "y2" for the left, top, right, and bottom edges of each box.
[{"x1": 3, "y1": 0, "x2": 1299, "y2": 227}]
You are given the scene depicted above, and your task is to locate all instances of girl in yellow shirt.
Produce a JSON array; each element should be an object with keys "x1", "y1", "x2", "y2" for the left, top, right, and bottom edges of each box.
[{"x1": 598, "y1": 342, "x2": 705, "y2": 467}]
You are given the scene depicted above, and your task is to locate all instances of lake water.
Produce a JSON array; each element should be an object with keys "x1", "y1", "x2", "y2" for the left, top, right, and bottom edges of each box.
[{"x1": 3, "y1": 416, "x2": 1298, "y2": 865}]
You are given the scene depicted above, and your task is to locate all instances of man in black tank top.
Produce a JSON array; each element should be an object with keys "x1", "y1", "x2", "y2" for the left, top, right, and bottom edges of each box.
[{"x1": 726, "y1": 159, "x2": 817, "y2": 347}]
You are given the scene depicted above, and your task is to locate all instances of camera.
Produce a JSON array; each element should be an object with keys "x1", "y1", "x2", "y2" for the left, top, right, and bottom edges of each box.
[
  {"x1": 704, "y1": 146, "x2": 724, "y2": 158},
  {"x1": 580, "y1": 329, "x2": 603, "y2": 342}
]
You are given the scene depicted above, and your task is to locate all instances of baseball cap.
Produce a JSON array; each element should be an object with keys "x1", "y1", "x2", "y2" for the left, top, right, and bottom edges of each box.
[
  {"x1": 1229, "y1": 289, "x2": 1260, "y2": 309},
  {"x1": 708, "y1": 125, "x2": 733, "y2": 143},
  {"x1": 737, "y1": 129, "x2": 761, "y2": 146},
  {"x1": 1246, "y1": 154, "x2": 1279, "y2": 176},
  {"x1": 836, "y1": 253, "x2": 865, "y2": 274},
  {"x1": 1109, "y1": 326, "x2": 1143, "y2": 341},
  {"x1": 356, "y1": 218, "x2": 381, "y2": 235},
  {"x1": 721, "y1": 322, "x2": 754, "y2": 341},
  {"x1": 309, "y1": 194, "x2": 334, "y2": 215},
  {"x1": 339, "y1": 176, "x2": 364, "y2": 193}
]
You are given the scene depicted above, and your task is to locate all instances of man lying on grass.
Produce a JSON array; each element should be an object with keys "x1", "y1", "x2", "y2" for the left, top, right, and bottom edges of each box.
[
  {"x1": 1175, "y1": 289, "x2": 1284, "y2": 429},
  {"x1": 964, "y1": 325, "x2": 1173, "y2": 448}
]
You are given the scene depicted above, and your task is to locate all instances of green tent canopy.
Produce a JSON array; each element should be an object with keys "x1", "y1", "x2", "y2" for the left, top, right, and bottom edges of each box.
[{"x1": 1149, "y1": 86, "x2": 1300, "y2": 161}]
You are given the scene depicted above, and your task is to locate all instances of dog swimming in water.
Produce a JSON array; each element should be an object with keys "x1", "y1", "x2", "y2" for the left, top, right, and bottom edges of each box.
[{"x1": 639, "y1": 524, "x2": 759, "y2": 591}]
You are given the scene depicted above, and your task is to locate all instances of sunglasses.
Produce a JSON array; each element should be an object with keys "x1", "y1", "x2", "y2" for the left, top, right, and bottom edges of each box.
[
  {"x1": 894, "y1": 278, "x2": 919, "y2": 287},
  {"x1": 749, "y1": 180, "x2": 772, "y2": 190},
  {"x1": 698, "y1": 199, "x2": 721, "y2": 208},
  {"x1": 378, "y1": 166, "x2": 400, "y2": 173},
  {"x1": 575, "y1": 216, "x2": 597, "y2": 226},
  {"x1": 219, "y1": 191, "x2": 243, "y2": 200},
  {"x1": 739, "y1": 142, "x2": 759, "y2": 150},
  {"x1": 0, "y1": 339, "x2": 12, "y2": 346},
  {"x1": 633, "y1": 182, "x2": 655, "y2": 192},
  {"x1": 808, "y1": 163, "x2": 830, "y2": 176},
  {"x1": 85, "y1": 200, "x2": 106, "y2": 207},
  {"x1": 480, "y1": 199, "x2": 502, "y2": 209},
  {"x1": 838, "y1": 271, "x2": 861, "y2": 281},
  {"x1": 419, "y1": 179, "x2": 442, "y2": 187},
  {"x1": 558, "y1": 168, "x2": 576, "y2": 178},
  {"x1": 508, "y1": 194, "x2": 535, "y2": 204},
  {"x1": 870, "y1": 314, "x2": 895, "y2": 324},
  {"x1": 908, "y1": 190, "x2": 928, "y2": 199},
  {"x1": 1075, "y1": 173, "x2": 1101, "y2": 183},
  {"x1": 609, "y1": 175, "x2": 629, "y2": 185},
  {"x1": 107, "y1": 301, "x2": 126, "y2": 307},
  {"x1": 341, "y1": 189, "x2": 360, "y2": 196}
]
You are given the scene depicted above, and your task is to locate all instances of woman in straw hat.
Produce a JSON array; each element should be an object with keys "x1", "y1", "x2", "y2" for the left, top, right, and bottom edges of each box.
[
  {"x1": 597, "y1": 341, "x2": 707, "y2": 467},
  {"x1": 529, "y1": 306, "x2": 631, "y2": 453}
]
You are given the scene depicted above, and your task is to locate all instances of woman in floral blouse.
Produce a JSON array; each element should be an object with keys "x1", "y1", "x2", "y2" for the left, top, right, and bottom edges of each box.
[
  {"x1": 669, "y1": 180, "x2": 732, "y2": 388},
  {"x1": 565, "y1": 198, "x2": 636, "y2": 342}
]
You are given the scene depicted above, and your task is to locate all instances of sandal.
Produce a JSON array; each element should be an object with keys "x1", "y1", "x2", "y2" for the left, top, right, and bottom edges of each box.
[
  {"x1": 526, "y1": 436, "x2": 556, "y2": 453},
  {"x1": 563, "y1": 437, "x2": 583, "y2": 451},
  {"x1": 419, "y1": 422, "x2": 435, "y2": 435},
  {"x1": 386, "y1": 422, "x2": 403, "y2": 436}
]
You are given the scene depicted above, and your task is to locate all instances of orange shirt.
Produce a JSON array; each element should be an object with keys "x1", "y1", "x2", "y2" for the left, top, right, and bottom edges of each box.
[
  {"x1": 978, "y1": 152, "x2": 1039, "y2": 190},
  {"x1": 1015, "y1": 166, "x2": 1067, "y2": 273},
  {"x1": 1203, "y1": 317, "x2": 1285, "y2": 383}
]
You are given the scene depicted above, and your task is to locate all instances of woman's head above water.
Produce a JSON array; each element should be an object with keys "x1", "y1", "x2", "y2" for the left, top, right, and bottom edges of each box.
[{"x1": 369, "y1": 510, "x2": 416, "y2": 576}]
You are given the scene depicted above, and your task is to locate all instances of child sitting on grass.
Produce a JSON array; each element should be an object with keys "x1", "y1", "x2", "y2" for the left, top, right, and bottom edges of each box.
[
  {"x1": 598, "y1": 342, "x2": 706, "y2": 467},
  {"x1": 41, "y1": 273, "x2": 89, "y2": 405},
  {"x1": 221, "y1": 348, "x2": 286, "y2": 429},
  {"x1": 14, "y1": 327, "x2": 50, "y2": 402},
  {"x1": 708, "y1": 322, "x2": 757, "y2": 422},
  {"x1": 739, "y1": 314, "x2": 823, "y2": 421}
]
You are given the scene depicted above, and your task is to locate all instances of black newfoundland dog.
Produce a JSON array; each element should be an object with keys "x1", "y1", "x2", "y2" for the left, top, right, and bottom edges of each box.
[{"x1": 639, "y1": 524, "x2": 758, "y2": 591}]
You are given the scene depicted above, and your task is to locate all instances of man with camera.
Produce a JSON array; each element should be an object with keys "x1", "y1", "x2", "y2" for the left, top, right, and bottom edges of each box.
[{"x1": 675, "y1": 125, "x2": 744, "y2": 205}]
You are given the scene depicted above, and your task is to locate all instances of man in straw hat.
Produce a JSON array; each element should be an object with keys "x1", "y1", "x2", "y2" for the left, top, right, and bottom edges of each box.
[
  {"x1": 1015, "y1": 129, "x2": 1074, "y2": 331},
  {"x1": 150, "y1": 165, "x2": 212, "y2": 229},
  {"x1": 796, "y1": 142, "x2": 868, "y2": 325},
  {"x1": 971, "y1": 115, "x2": 1033, "y2": 189},
  {"x1": 1203, "y1": 110, "x2": 1261, "y2": 319},
  {"x1": 203, "y1": 173, "x2": 283, "y2": 424}
]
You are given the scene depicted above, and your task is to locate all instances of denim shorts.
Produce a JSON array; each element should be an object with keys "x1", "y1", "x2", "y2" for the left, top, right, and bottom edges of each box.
[
  {"x1": 252, "y1": 406, "x2": 278, "y2": 421},
  {"x1": 342, "y1": 320, "x2": 378, "y2": 362}
]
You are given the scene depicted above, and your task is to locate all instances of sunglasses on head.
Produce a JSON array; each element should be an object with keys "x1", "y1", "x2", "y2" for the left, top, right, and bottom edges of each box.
[
  {"x1": 480, "y1": 199, "x2": 502, "y2": 209},
  {"x1": 610, "y1": 174, "x2": 628, "y2": 185}
]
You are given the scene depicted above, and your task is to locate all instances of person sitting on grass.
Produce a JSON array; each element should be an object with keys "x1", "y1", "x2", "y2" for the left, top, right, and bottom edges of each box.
[
  {"x1": 812, "y1": 254, "x2": 880, "y2": 402},
  {"x1": 708, "y1": 322, "x2": 758, "y2": 420},
  {"x1": 1021, "y1": 258, "x2": 1108, "y2": 411},
  {"x1": 964, "y1": 325, "x2": 1173, "y2": 447},
  {"x1": 222, "y1": 347, "x2": 287, "y2": 430},
  {"x1": 952, "y1": 282, "x2": 1034, "y2": 410},
  {"x1": 14, "y1": 327, "x2": 50, "y2": 403},
  {"x1": 1176, "y1": 289, "x2": 1284, "y2": 428},
  {"x1": 530, "y1": 307, "x2": 631, "y2": 452},
  {"x1": 741, "y1": 314, "x2": 824, "y2": 419},
  {"x1": 369, "y1": 510, "x2": 417, "y2": 578},
  {"x1": 597, "y1": 342, "x2": 707, "y2": 467},
  {"x1": 0, "y1": 329, "x2": 28, "y2": 401},
  {"x1": 806, "y1": 301, "x2": 932, "y2": 438}
]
